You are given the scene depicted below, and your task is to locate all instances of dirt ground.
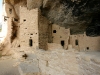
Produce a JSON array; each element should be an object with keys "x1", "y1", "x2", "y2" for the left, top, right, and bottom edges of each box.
[{"x1": 0, "y1": 59, "x2": 20, "y2": 75}]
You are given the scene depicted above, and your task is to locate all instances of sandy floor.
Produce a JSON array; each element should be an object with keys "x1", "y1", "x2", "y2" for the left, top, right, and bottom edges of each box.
[{"x1": 0, "y1": 59, "x2": 20, "y2": 75}]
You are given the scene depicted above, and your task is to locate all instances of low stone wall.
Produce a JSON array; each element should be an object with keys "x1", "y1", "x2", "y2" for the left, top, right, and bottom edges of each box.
[{"x1": 47, "y1": 43, "x2": 63, "y2": 50}]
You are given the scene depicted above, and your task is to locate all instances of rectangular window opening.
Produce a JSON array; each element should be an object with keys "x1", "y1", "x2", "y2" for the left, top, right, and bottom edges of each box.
[
  {"x1": 75, "y1": 40, "x2": 78, "y2": 45},
  {"x1": 53, "y1": 30, "x2": 56, "y2": 33},
  {"x1": 29, "y1": 39, "x2": 33, "y2": 47},
  {"x1": 14, "y1": 18, "x2": 18, "y2": 21}
]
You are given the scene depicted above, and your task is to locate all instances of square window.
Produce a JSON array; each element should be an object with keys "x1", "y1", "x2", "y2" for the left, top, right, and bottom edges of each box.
[
  {"x1": 53, "y1": 30, "x2": 56, "y2": 33},
  {"x1": 14, "y1": 18, "x2": 18, "y2": 21}
]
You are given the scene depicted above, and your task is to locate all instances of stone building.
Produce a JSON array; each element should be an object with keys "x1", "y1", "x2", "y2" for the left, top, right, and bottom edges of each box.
[
  {"x1": 48, "y1": 24, "x2": 100, "y2": 51},
  {"x1": 19, "y1": 7, "x2": 39, "y2": 49},
  {"x1": 70, "y1": 33, "x2": 100, "y2": 51},
  {"x1": 52, "y1": 24, "x2": 70, "y2": 50},
  {"x1": 18, "y1": 6, "x2": 49, "y2": 50},
  {"x1": 1, "y1": 2, "x2": 49, "y2": 53},
  {"x1": 1, "y1": 0, "x2": 100, "y2": 54}
]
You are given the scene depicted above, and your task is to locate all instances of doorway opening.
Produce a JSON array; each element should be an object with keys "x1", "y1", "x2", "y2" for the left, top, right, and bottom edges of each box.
[
  {"x1": 29, "y1": 39, "x2": 33, "y2": 47},
  {"x1": 61, "y1": 40, "x2": 65, "y2": 47},
  {"x1": 75, "y1": 40, "x2": 78, "y2": 45}
]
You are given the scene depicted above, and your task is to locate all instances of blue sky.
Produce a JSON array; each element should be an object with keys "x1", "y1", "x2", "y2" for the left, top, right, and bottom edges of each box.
[
  {"x1": 0, "y1": 0, "x2": 2, "y2": 22},
  {"x1": 0, "y1": 0, "x2": 2, "y2": 14}
]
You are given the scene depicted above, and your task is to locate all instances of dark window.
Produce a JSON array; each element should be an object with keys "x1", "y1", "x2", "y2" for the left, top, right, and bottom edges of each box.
[
  {"x1": 75, "y1": 40, "x2": 78, "y2": 45},
  {"x1": 53, "y1": 30, "x2": 56, "y2": 33},
  {"x1": 4, "y1": 17, "x2": 7, "y2": 21},
  {"x1": 87, "y1": 47, "x2": 89, "y2": 50},
  {"x1": 30, "y1": 34, "x2": 33, "y2": 35},
  {"x1": 61, "y1": 40, "x2": 65, "y2": 47},
  {"x1": 29, "y1": 39, "x2": 33, "y2": 47},
  {"x1": 23, "y1": 19, "x2": 26, "y2": 21},
  {"x1": 14, "y1": 18, "x2": 18, "y2": 21},
  {"x1": 4, "y1": 16, "x2": 8, "y2": 21},
  {"x1": 18, "y1": 45, "x2": 20, "y2": 47},
  {"x1": 9, "y1": 8, "x2": 12, "y2": 14}
]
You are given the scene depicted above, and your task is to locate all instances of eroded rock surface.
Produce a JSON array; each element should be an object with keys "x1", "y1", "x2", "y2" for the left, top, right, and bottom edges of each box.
[{"x1": 14, "y1": 49, "x2": 79, "y2": 75}]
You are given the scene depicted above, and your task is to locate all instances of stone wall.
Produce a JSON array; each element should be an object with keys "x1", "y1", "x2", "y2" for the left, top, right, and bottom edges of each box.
[
  {"x1": 38, "y1": 14, "x2": 49, "y2": 50},
  {"x1": 70, "y1": 35, "x2": 79, "y2": 50},
  {"x1": 48, "y1": 23, "x2": 52, "y2": 43},
  {"x1": 19, "y1": 7, "x2": 39, "y2": 49},
  {"x1": 27, "y1": 0, "x2": 43, "y2": 10},
  {"x1": 52, "y1": 24, "x2": 70, "y2": 49},
  {"x1": 47, "y1": 43, "x2": 63, "y2": 50},
  {"x1": 85, "y1": 36, "x2": 100, "y2": 51},
  {"x1": 70, "y1": 33, "x2": 100, "y2": 51}
]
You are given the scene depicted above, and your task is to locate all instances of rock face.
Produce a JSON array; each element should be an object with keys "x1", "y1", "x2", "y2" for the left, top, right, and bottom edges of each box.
[
  {"x1": 3, "y1": 0, "x2": 100, "y2": 35},
  {"x1": 17, "y1": 49, "x2": 79, "y2": 75},
  {"x1": 77, "y1": 52, "x2": 100, "y2": 75},
  {"x1": 2, "y1": 49, "x2": 99, "y2": 75}
]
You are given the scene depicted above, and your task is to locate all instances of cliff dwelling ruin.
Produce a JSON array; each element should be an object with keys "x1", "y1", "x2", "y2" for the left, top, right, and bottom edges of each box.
[{"x1": 0, "y1": 0, "x2": 100, "y2": 75}]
